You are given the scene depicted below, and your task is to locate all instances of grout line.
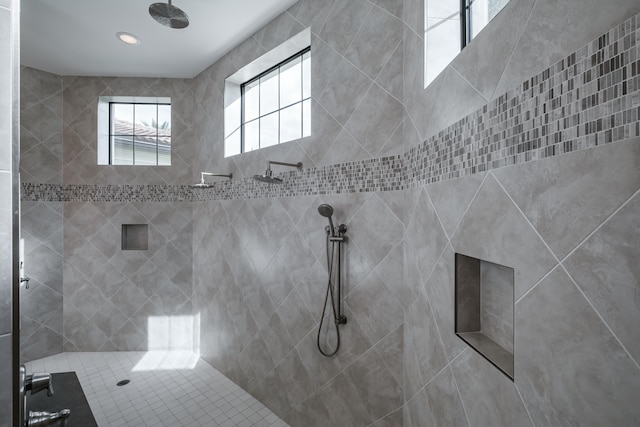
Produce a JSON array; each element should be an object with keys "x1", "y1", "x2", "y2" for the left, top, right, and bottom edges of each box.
[
  {"x1": 448, "y1": 65, "x2": 490, "y2": 104},
  {"x1": 420, "y1": 242, "x2": 449, "y2": 295},
  {"x1": 514, "y1": 262, "x2": 559, "y2": 305},
  {"x1": 374, "y1": 118, "x2": 405, "y2": 159},
  {"x1": 448, "y1": 359, "x2": 473, "y2": 427},
  {"x1": 447, "y1": 171, "x2": 490, "y2": 239},
  {"x1": 557, "y1": 188, "x2": 640, "y2": 265},
  {"x1": 514, "y1": 378, "x2": 538, "y2": 427},
  {"x1": 560, "y1": 263, "x2": 640, "y2": 372},
  {"x1": 490, "y1": 170, "x2": 566, "y2": 304},
  {"x1": 422, "y1": 267, "x2": 452, "y2": 371},
  {"x1": 490, "y1": 171, "x2": 561, "y2": 265},
  {"x1": 424, "y1": 184, "x2": 452, "y2": 241},
  {"x1": 488, "y1": 0, "x2": 540, "y2": 101},
  {"x1": 371, "y1": 36, "x2": 405, "y2": 105}
]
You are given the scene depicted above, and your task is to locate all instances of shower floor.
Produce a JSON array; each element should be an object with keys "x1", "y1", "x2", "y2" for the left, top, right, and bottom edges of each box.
[{"x1": 25, "y1": 352, "x2": 290, "y2": 427}]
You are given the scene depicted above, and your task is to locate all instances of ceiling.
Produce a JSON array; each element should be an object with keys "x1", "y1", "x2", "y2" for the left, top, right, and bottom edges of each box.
[{"x1": 21, "y1": 0, "x2": 299, "y2": 79}]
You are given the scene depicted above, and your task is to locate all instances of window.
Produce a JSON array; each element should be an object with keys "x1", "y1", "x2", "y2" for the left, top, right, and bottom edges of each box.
[
  {"x1": 424, "y1": 0, "x2": 511, "y2": 87},
  {"x1": 97, "y1": 96, "x2": 171, "y2": 165},
  {"x1": 240, "y1": 48, "x2": 311, "y2": 153},
  {"x1": 463, "y1": 0, "x2": 511, "y2": 42},
  {"x1": 224, "y1": 28, "x2": 311, "y2": 157}
]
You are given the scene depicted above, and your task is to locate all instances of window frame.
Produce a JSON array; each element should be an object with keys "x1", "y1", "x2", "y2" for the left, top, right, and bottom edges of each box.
[
  {"x1": 96, "y1": 96, "x2": 173, "y2": 167},
  {"x1": 423, "y1": 0, "x2": 511, "y2": 88},
  {"x1": 461, "y1": 0, "x2": 470, "y2": 49},
  {"x1": 239, "y1": 46, "x2": 311, "y2": 153},
  {"x1": 460, "y1": 0, "x2": 510, "y2": 47}
]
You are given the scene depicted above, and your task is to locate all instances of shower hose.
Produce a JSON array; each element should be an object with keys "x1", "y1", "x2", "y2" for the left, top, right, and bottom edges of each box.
[{"x1": 317, "y1": 229, "x2": 342, "y2": 357}]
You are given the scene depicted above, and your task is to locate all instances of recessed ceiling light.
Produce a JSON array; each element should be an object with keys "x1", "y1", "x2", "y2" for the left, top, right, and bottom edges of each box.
[{"x1": 116, "y1": 32, "x2": 140, "y2": 45}]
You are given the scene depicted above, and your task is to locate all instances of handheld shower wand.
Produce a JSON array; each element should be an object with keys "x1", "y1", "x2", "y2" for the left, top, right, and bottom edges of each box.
[
  {"x1": 316, "y1": 204, "x2": 347, "y2": 357},
  {"x1": 317, "y1": 204, "x2": 336, "y2": 237}
]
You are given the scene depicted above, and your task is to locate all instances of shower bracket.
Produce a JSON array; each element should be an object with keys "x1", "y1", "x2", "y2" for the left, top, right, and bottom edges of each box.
[{"x1": 326, "y1": 224, "x2": 347, "y2": 240}]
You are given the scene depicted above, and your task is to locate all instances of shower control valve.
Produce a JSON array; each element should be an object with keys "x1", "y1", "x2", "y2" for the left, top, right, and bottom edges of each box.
[{"x1": 25, "y1": 373, "x2": 54, "y2": 397}]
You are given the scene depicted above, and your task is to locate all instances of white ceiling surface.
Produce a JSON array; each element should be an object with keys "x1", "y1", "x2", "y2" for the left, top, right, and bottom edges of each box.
[{"x1": 21, "y1": 0, "x2": 299, "y2": 78}]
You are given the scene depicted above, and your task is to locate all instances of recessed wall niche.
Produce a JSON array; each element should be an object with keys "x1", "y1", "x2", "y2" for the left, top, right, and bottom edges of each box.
[
  {"x1": 122, "y1": 224, "x2": 148, "y2": 250},
  {"x1": 455, "y1": 253, "x2": 514, "y2": 380}
]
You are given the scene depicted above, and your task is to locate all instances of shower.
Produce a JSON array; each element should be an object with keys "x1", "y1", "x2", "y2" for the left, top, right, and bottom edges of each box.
[
  {"x1": 190, "y1": 172, "x2": 232, "y2": 188},
  {"x1": 253, "y1": 160, "x2": 303, "y2": 184},
  {"x1": 317, "y1": 204, "x2": 348, "y2": 357},
  {"x1": 149, "y1": 0, "x2": 190, "y2": 29}
]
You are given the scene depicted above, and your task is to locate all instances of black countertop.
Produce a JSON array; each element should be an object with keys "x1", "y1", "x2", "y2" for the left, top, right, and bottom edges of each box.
[{"x1": 26, "y1": 372, "x2": 98, "y2": 427}]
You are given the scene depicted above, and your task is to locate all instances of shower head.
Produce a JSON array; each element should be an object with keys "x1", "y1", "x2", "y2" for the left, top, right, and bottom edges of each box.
[
  {"x1": 318, "y1": 204, "x2": 336, "y2": 236},
  {"x1": 318, "y1": 204, "x2": 333, "y2": 218},
  {"x1": 252, "y1": 160, "x2": 302, "y2": 185},
  {"x1": 191, "y1": 172, "x2": 232, "y2": 188},
  {"x1": 149, "y1": 0, "x2": 189, "y2": 29},
  {"x1": 252, "y1": 168, "x2": 282, "y2": 184},
  {"x1": 253, "y1": 174, "x2": 283, "y2": 184},
  {"x1": 190, "y1": 181, "x2": 213, "y2": 189}
]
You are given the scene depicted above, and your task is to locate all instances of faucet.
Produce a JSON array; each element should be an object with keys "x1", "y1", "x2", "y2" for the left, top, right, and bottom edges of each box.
[
  {"x1": 27, "y1": 409, "x2": 71, "y2": 427},
  {"x1": 21, "y1": 370, "x2": 72, "y2": 426},
  {"x1": 25, "y1": 373, "x2": 54, "y2": 397}
]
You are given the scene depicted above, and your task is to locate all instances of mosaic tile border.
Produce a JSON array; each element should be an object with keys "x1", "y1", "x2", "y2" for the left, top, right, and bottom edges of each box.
[
  {"x1": 21, "y1": 12, "x2": 640, "y2": 202},
  {"x1": 21, "y1": 156, "x2": 405, "y2": 202},
  {"x1": 406, "y1": 12, "x2": 640, "y2": 186}
]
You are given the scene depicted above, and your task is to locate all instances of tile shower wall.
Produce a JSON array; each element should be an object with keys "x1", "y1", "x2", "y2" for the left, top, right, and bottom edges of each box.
[
  {"x1": 193, "y1": 193, "x2": 405, "y2": 427},
  {"x1": 401, "y1": 0, "x2": 640, "y2": 426},
  {"x1": 19, "y1": 67, "x2": 64, "y2": 361},
  {"x1": 188, "y1": 0, "x2": 640, "y2": 426},
  {"x1": 19, "y1": 72, "x2": 198, "y2": 355},
  {"x1": 16, "y1": 0, "x2": 640, "y2": 426},
  {"x1": 190, "y1": 0, "x2": 406, "y2": 425},
  {"x1": 61, "y1": 75, "x2": 196, "y2": 186},
  {"x1": 60, "y1": 75, "x2": 196, "y2": 352},
  {"x1": 403, "y1": 140, "x2": 640, "y2": 427},
  {"x1": 63, "y1": 200, "x2": 193, "y2": 352},
  {"x1": 190, "y1": 0, "x2": 405, "y2": 180}
]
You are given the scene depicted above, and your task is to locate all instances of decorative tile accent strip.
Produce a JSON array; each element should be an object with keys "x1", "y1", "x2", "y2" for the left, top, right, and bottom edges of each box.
[
  {"x1": 405, "y1": 12, "x2": 640, "y2": 186},
  {"x1": 21, "y1": 13, "x2": 640, "y2": 202},
  {"x1": 21, "y1": 156, "x2": 405, "y2": 202}
]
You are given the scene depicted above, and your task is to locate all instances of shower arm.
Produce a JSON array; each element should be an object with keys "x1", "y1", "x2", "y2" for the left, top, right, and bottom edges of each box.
[
  {"x1": 198, "y1": 172, "x2": 232, "y2": 183},
  {"x1": 266, "y1": 160, "x2": 303, "y2": 171}
]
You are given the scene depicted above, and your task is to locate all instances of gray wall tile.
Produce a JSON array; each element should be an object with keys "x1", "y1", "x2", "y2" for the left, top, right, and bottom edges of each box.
[
  {"x1": 480, "y1": 260, "x2": 513, "y2": 352},
  {"x1": 516, "y1": 266, "x2": 640, "y2": 426},
  {"x1": 426, "y1": 173, "x2": 485, "y2": 237},
  {"x1": 422, "y1": 367, "x2": 468, "y2": 427},
  {"x1": 564, "y1": 191, "x2": 640, "y2": 364},
  {"x1": 452, "y1": 349, "x2": 531, "y2": 427},
  {"x1": 345, "y1": 6, "x2": 403, "y2": 81},
  {"x1": 425, "y1": 245, "x2": 466, "y2": 361},
  {"x1": 493, "y1": 0, "x2": 640, "y2": 98},
  {"x1": 450, "y1": 0, "x2": 536, "y2": 100},
  {"x1": 451, "y1": 174, "x2": 557, "y2": 300},
  {"x1": 494, "y1": 139, "x2": 640, "y2": 259},
  {"x1": 318, "y1": 0, "x2": 373, "y2": 55}
]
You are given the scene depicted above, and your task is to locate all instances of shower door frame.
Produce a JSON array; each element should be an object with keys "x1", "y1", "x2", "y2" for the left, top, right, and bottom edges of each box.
[{"x1": 10, "y1": 0, "x2": 21, "y2": 424}]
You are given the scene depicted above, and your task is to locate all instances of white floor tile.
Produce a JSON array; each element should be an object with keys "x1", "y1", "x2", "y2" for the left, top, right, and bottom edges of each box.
[{"x1": 26, "y1": 352, "x2": 290, "y2": 427}]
